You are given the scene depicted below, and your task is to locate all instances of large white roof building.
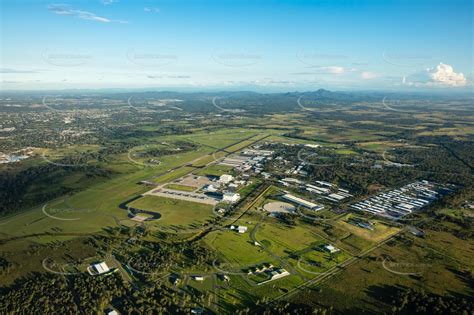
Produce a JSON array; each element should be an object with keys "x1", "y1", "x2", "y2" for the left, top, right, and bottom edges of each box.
[
  {"x1": 282, "y1": 194, "x2": 323, "y2": 211},
  {"x1": 88, "y1": 262, "x2": 111, "y2": 275},
  {"x1": 223, "y1": 192, "x2": 240, "y2": 203},
  {"x1": 219, "y1": 174, "x2": 234, "y2": 184}
]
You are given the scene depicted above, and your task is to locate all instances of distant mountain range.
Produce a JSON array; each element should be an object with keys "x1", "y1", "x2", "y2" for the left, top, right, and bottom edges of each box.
[{"x1": 2, "y1": 89, "x2": 471, "y2": 113}]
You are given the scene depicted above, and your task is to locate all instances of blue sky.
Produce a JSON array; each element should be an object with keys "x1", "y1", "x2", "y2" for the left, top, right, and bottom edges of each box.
[{"x1": 1, "y1": 0, "x2": 472, "y2": 91}]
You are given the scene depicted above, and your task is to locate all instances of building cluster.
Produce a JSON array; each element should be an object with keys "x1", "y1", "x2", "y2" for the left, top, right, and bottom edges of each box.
[
  {"x1": 350, "y1": 180, "x2": 445, "y2": 220},
  {"x1": 202, "y1": 146, "x2": 276, "y2": 203},
  {"x1": 219, "y1": 148, "x2": 274, "y2": 174},
  {"x1": 278, "y1": 177, "x2": 303, "y2": 186},
  {"x1": 276, "y1": 177, "x2": 352, "y2": 210},
  {"x1": 246, "y1": 263, "x2": 290, "y2": 285},
  {"x1": 286, "y1": 161, "x2": 308, "y2": 176},
  {"x1": 304, "y1": 180, "x2": 353, "y2": 203},
  {"x1": 229, "y1": 225, "x2": 248, "y2": 233},
  {"x1": 258, "y1": 268, "x2": 290, "y2": 285},
  {"x1": 147, "y1": 172, "x2": 246, "y2": 205},
  {"x1": 145, "y1": 145, "x2": 275, "y2": 206},
  {"x1": 204, "y1": 173, "x2": 242, "y2": 203}
]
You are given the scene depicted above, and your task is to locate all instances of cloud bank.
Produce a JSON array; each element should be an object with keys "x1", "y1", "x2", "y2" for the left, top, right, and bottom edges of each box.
[{"x1": 404, "y1": 63, "x2": 468, "y2": 87}]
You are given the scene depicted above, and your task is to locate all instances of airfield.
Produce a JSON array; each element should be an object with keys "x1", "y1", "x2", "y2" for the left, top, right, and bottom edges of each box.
[
  {"x1": 1, "y1": 111, "x2": 472, "y2": 313},
  {"x1": 0, "y1": 126, "x2": 408, "y2": 312}
]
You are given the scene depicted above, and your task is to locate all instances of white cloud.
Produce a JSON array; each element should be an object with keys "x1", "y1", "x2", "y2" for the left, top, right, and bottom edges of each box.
[
  {"x1": 101, "y1": 0, "x2": 118, "y2": 5},
  {"x1": 404, "y1": 63, "x2": 468, "y2": 87},
  {"x1": 313, "y1": 66, "x2": 345, "y2": 74},
  {"x1": 144, "y1": 7, "x2": 160, "y2": 13},
  {"x1": 428, "y1": 63, "x2": 467, "y2": 87},
  {"x1": 361, "y1": 71, "x2": 378, "y2": 79},
  {"x1": 48, "y1": 4, "x2": 127, "y2": 23}
]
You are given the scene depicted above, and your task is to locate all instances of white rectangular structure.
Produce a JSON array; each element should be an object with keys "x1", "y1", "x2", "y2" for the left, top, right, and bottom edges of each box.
[
  {"x1": 324, "y1": 244, "x2": 340, "y2": 253},
  {"x1": 237, "y1": 226, "x2": 248, "y2": 233},
  {"x1": 88, "y1": 262, "x2": 110, "y2": 275},
  {"x1": 223, "y1": 192, "x2": 240, "y2": 203},
  {"x1": 282, "y1": 194, "x2": 322, "y2": 210}
]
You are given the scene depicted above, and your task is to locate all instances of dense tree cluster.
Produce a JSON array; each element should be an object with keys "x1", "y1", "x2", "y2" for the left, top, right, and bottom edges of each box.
[
  {"x1": 0, "y1": 163, "x2": 112, "y2": 215},
  {"x1": 0, "y1": 257, "x2": 13, "y2": 274},
  {"x1": 0, "y1": 271, "x2": 200, "y2": 314},
  {"x1": 0, "y1": 272, "x2": 123, "y2": 314},
  {"x1": 125, "y1": 240, "x2": 213, "y2": 275},
  {"x1": 389, "y1": 288, "x2": 473, "y2": 315},
  {"x1": 255, "y1": 300, "x2": 330, "y2": 315}
]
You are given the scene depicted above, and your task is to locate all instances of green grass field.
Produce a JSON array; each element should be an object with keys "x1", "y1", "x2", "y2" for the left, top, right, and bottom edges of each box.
[
  {"x1": 204, "y1": 212, "x2": 271, "y2": 267},
  {"x1": 164, "y1": 183, "x2": 197, "y2": 192},
  {"x1": 128, "y1": 195, "x2": 214, "y2": 229},
  {"x1": 0, "y1": 132, "x2": 230, "y2": 239},
  {"x1": 256, "y1": 219, "x2": 323, "y2": 257},
  {"x1": 335, "y1": 214, "x2": 400, "y2": 243},
  {"x1": 295, "y1": 248, "x2": 352, "y2": 274},
  {"x1": 0, "y1": 129, "x2": 270, "y2": 244},
  {"x1": 186, "y1": 129, "x2": 258, "y2": 148},
  {"x1": 291, "y1": 228, "x2": 474, "y2": 313},
  {"x1": 194, "y1": 164, "x2": 234, "y2": 177}
]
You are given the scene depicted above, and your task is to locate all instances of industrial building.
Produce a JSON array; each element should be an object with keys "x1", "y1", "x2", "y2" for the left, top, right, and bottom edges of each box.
[{"x1": 282, "y1": 194, "x2": 324, "y2": 211}]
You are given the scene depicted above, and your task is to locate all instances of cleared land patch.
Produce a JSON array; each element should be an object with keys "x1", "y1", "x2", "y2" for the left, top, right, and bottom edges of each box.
[
  {"x1": 195, "y1": 164, "x2": 234, "y2": 177},
  {"x1": 335, "y1": 214, "x2": 400, "y2": 243},
  {"x1": 128, "y1": 195, "x2": 214, "y2": 229},
  {"x1": 263, "y1": 201, "x2": 296, "y2": 214},
  {"x1": 164, "y1": 184, "x2": 197, "y2": 192},
  {"x1": 256, "y1": 221, "x2": 322, "y2": 257}
]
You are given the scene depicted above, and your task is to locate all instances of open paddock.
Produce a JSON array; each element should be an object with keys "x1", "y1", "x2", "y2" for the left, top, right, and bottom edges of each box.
[{"x1": 127, "y1": 195, "x2": 215, "y2": 228}]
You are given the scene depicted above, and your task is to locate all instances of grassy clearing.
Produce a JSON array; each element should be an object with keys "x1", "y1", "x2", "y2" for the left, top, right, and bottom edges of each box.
[
  {"x1": 335, "y1": 214, "x2": 400, "y2": 243},
  {"x1": 250, "y1": 275, "x2": 305, "y2": 299},
  {"x1": 356, "y1": 141, "x2": 405, "y2": 153},
  {"x1": 205, "y1": 229, "x2": 271, "y2": 267},
  {"x1": 204, "y1": 212, "x2": 271, "y2": 267},
  {"x1": 128, "y1": 195, "x2": 214, "y2": 228},
  {"x1": 0, "y1": 130, "x2": 261, "y2": 241},
  {"x1": 247, "y1": 185, "x2": 281, "y2": 211},
  {"x1": 42, "y1": 144, "x2": 101, "y2": 158},
  {"x1": 292, "y1": 248, "x2": 352, "y2": 274},
  {"x1": 226, "y1": 140, "x2": 255, "y2": 153},
  {"x1": 0, "y1": 237, "x2": 99, "y2": 287},
  {"x1": 292, "y1": 229, "x2": 474, "y2": 313},
  {"x1": 256, "y1": 220, "x2": 323, "y2": 257},
  {"x1": 192, "y1": 152, "x2": 217, "y2": 167},
  {"x1": 266, "y1": 135, "x2": 325, "y2": 146},
  {"x1": 153, "y1": 166, "x2": 196, "y2": 184},
  {"x1": 195, "y1": 164, "x2": 234, "y2": 177},
  {"x1": 187, "y1": 276, "x2": 214, "y2": 295},
  {"x1": 335, "y1": 149, "x2": 357, "y2": 155},
  {"x1": 164, "y1": 184, "x2": 197, "y2": 192},
  {"x1": 238, "y1": 178, "x2": 264, "y2": 199},
  {"x1": 187, "y1": 129, "x2": 258, "y2": 148}
]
